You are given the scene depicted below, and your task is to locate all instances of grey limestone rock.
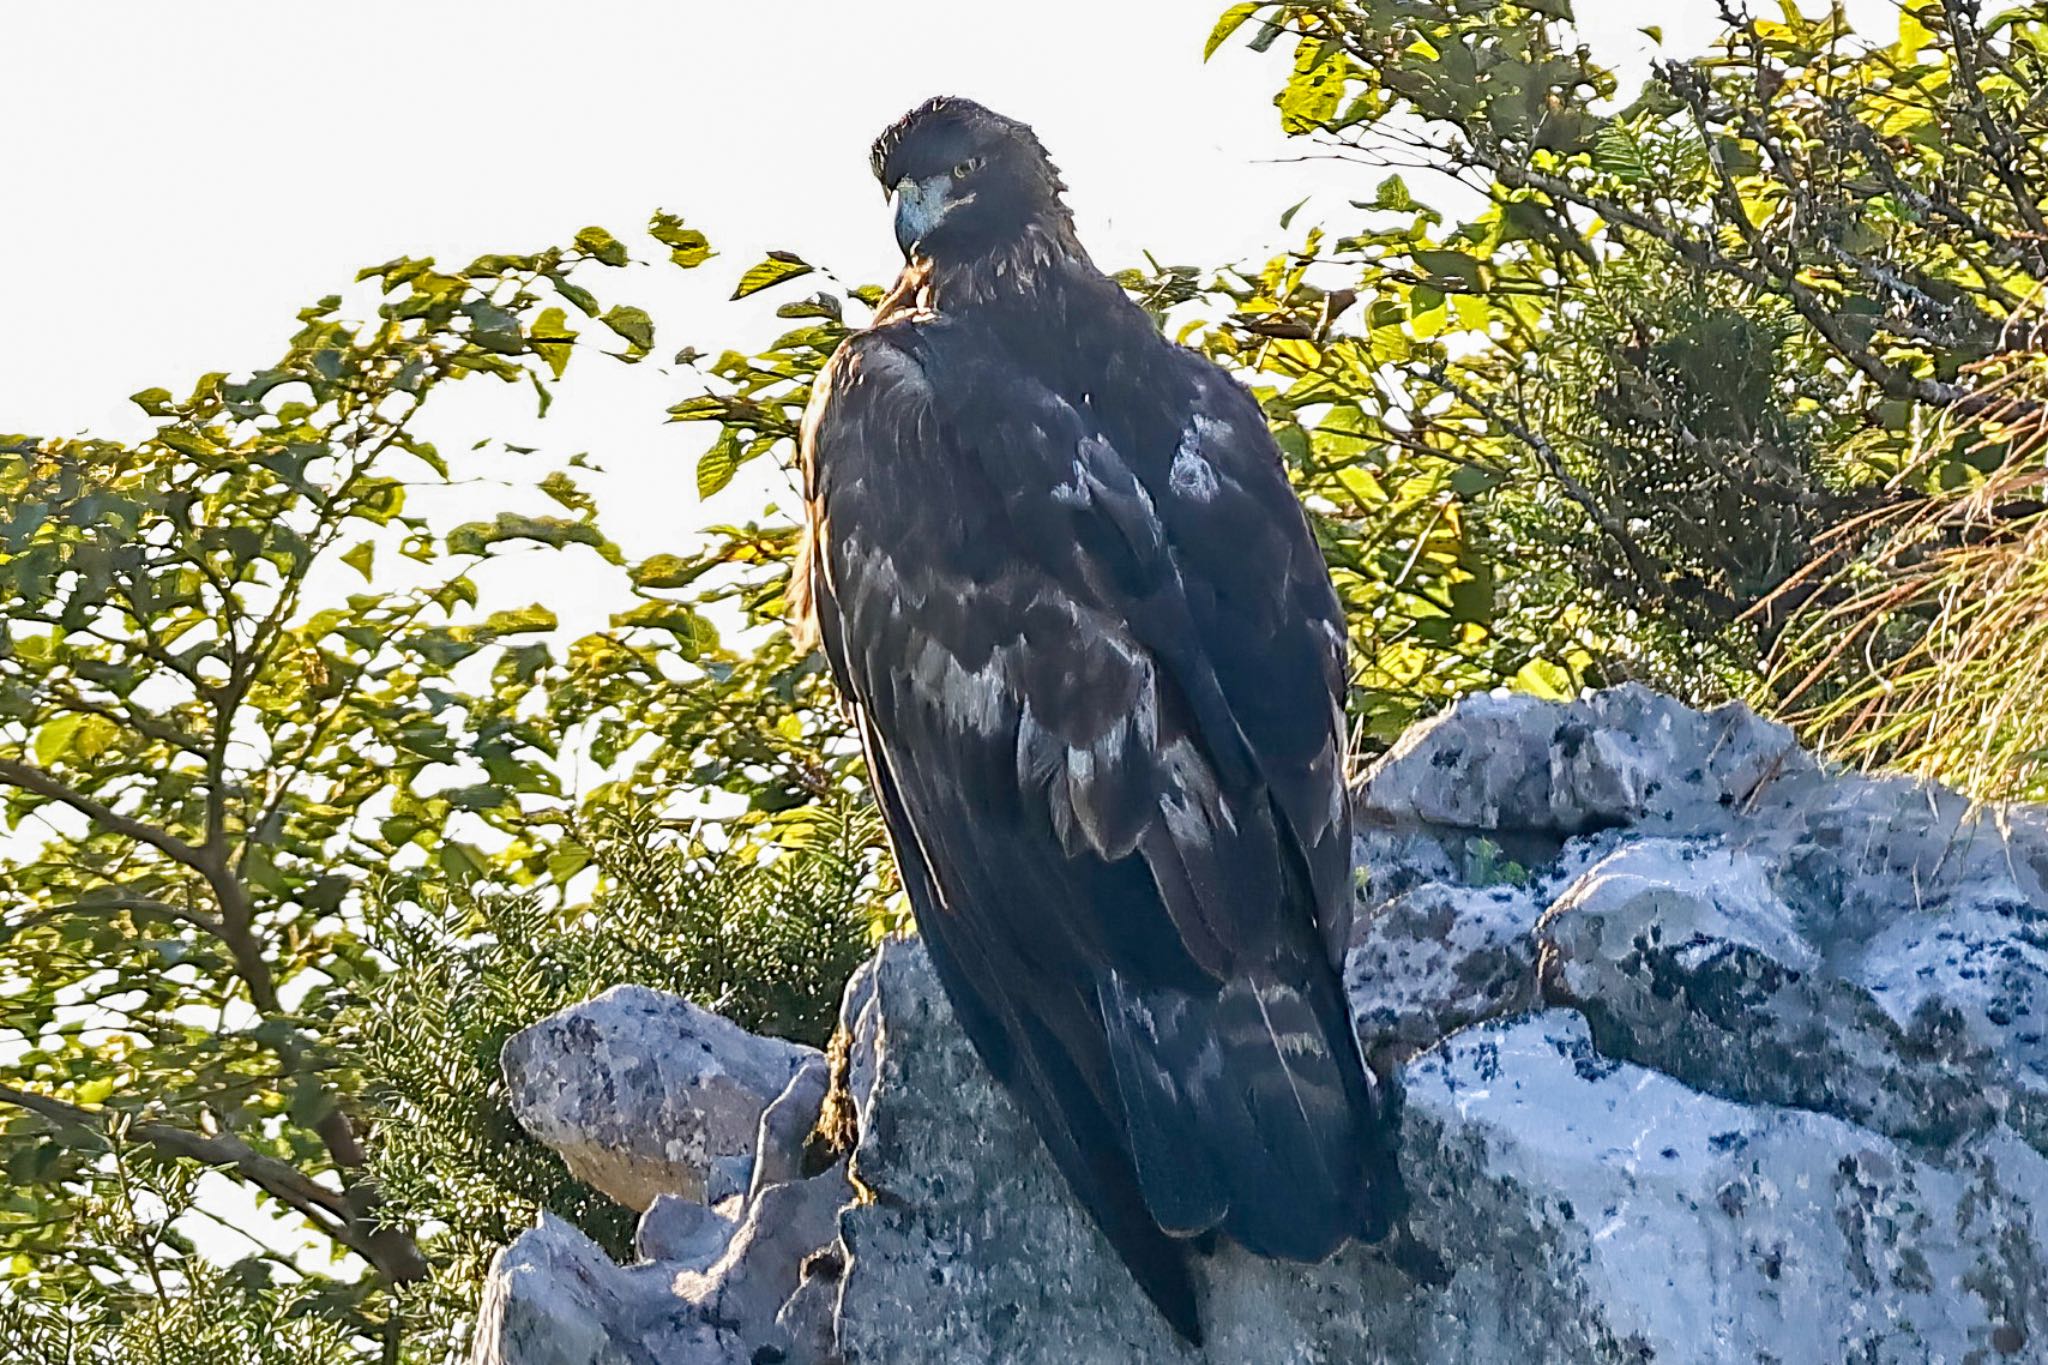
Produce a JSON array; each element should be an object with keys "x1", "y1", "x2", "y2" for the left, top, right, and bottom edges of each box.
[
  {"x1": 500, "y1": 984, "x2": 816, "y2": 1212},
  {"x1": 1344, "y1": 880, "x2": 1541, "y2": 1071},
  {"x1": 474, "y1": 686, "x2": 2048, "y2": 1364},
  {"x1": 747, "y1": 1055, "x2": 830, "y2": 1201},
  {"x1": 635, "y1": 1195, "x2": 734, "y2": 1269}
]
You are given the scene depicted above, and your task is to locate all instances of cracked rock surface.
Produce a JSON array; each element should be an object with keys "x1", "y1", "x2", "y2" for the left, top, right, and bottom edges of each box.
[{"x1": 474, "y1": 685, "x2": 2048, "y2": 1364}]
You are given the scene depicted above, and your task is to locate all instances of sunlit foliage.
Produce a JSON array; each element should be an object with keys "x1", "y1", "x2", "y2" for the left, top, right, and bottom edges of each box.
[
  {"x1": 0, "y1": 221, "x2": 886, "y2": 1359},
  {"x1": 1206, "y1": 0, "x2": 2046, "y2": 713}
]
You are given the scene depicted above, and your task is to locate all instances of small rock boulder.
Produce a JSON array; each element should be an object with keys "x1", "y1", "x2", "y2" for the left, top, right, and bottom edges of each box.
[{"x1": 500, "y1": 984, "x2": 816, "y2": 1211}]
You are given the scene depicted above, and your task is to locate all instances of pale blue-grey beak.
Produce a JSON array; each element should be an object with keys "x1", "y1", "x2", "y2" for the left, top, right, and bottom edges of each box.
[{"x1": 892, "y1": 174, "x2": 957, "y2": 258}]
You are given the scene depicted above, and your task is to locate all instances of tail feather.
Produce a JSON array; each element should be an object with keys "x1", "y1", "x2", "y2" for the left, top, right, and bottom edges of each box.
[
  {"x1": 1100, "y1": 975, "x2": 1228, "y2": 1235},
  {"x1": 1010, "y1": 1009, "x2": 1205, "y2": 1345},
  {"x1": 1099, "y1": 960, "x2": 1400, "y2": 1262}
]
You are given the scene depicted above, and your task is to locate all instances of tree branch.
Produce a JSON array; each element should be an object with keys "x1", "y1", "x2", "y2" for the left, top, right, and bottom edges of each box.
[
  {"x1": 0, "y1": 1082, "x2": 421, "y2": 1281},
  {"x1": 0, "y1": 760, "x2": 209, "y2": 870},
  {"x1": 1428, "y1": 364, "x2": 1718, "y2": 616},
  {"x1": 1936, "y1": 0, "x2": 2048, "y2": 274},
  {"x1": 3, "y1": 894, "x2": 225, "y2": 942},
  {"x1": 1, "y1": 677, "x2": 212, "y2": 761},
  {"x1": 0, "y1": 758, "x2": 276, "y2": 1038},
  {"x1": 1489, "y1": 136, "x2": 2037, "y2": 424}
]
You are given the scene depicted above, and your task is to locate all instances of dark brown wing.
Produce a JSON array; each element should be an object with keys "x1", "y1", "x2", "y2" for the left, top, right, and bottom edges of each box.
[{"x1": 799, "y1": 320, "x2": 1395, "y2": 1337}]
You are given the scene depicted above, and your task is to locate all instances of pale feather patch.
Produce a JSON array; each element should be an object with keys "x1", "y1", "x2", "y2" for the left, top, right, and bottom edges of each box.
[
  {"x1": 1016, "y1": 705, "x2": 1063, "y2": 786},
  {"x1": 1250, "y1": 981, "x2": 1331, "y2": 1074},
  {"x1": 906, "y1": 636, "x2": 1011, "y2": 736},
  {"x1": 1157, "y1": 735, "x2": 1232, "y2": 844},
  {"x1": 837, "y1": 539, "x2": 912, "y2": 628},
  {"x1": 1051, "y1": 457, "x2": 1090, "y2": 507},
  {"x1": 1168, "y1": 415, "x2": 1229, "y2": 503},
  {"x1": 1010, "y1": 624, "x2": 1165, "y2": 858}
]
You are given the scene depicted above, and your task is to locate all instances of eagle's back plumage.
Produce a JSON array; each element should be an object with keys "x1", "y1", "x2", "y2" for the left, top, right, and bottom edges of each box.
[{"x1": 800, "y1": 133, "x2": 1401, "y2": 1343}]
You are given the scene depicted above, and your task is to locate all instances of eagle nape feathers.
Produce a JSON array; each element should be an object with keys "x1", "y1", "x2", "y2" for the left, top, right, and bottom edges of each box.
[{"x1": 796, "y1": 95, "x2": 1405, "y2": 1346}]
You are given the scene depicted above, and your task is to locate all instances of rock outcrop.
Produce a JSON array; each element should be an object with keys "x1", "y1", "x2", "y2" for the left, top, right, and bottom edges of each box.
[
  {"x1": 474, "y1": 686, "x2": 2048, "y2": 1364},
  {"x1": 499, "y1": 984, "x2": 816, "y2": 1213}
]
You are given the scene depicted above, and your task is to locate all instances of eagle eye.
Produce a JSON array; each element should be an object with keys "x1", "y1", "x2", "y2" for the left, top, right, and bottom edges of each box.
[{"x1": 951, "y1": 156, "x2": 983, "y2": 180}]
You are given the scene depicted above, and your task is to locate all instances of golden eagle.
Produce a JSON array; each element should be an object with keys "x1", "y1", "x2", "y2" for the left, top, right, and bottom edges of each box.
[{"x1": 795, "y1": 97, "x2": 1401, "y2": 1342}]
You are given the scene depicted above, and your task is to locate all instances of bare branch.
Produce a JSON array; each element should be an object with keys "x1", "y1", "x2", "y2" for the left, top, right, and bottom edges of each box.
[
  {"x1": 1427, "y1": 364, "x2": 1717, "y2": 615},
  {"x1": 0, "y1": 1082, "x2": 425, "y2": 1283},
  {"x1": 0, "y1": 760, "x2": 209, "y2": 871},
  {"x1": 1935, "y1": 0, "x2": 2048, "y2": 274}
]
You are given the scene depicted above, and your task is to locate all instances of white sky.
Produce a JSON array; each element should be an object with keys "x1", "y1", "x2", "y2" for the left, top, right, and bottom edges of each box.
[
  {"x1": 2, "y1": 0, "x2": 1900, "y2": 1294},
  {"x1": 4, "y1": 0, "x2": 1867, "y2": 440},
  {"x1": 1, "y1": 0, "x2": 1895, "y2": 564}
]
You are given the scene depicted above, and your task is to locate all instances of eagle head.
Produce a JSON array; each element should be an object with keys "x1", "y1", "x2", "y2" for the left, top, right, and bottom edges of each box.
[{"x1": 870, "y1": 96, "x2": 1069, "y2": 261}]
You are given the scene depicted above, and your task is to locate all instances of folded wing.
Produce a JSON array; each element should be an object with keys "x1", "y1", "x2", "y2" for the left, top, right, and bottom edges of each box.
[{"x1": 798, "y1": 323, "x2": 1399, "y2": 1339}]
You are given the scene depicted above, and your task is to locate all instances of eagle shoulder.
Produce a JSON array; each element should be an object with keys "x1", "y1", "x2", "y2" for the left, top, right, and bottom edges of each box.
[{"x1": 792, "y1": 324, "x2": 937, "y2": 660}]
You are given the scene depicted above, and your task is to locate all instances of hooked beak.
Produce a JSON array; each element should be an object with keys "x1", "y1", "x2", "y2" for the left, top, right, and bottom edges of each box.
[{"x1": 891, "y1": 174, "x2": 959, "y2": 258}]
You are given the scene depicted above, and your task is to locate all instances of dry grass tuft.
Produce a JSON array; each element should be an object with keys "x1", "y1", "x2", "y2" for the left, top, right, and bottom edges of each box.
[{"x1": 1761, "y1": 336, "x2": 2048, "y2": 803}]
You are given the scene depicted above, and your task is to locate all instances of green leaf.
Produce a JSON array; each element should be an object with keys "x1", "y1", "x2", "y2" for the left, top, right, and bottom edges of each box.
[
  {"x1": 461, "y1": 298, "x2": 525, "y2": 355},
  {"x1": 287, "y1": 1077, "x2": 334, "y2": 1127},
  {"x1": 1592, "y1": 121, "x2": 1650, "y2": 183},
  {"x1": 1366, "y1": 175, "x2": 1415, "y2": 212},
  {"x1": 72, "y1": 1075, "x2": 115, "y2": 1107},
  {"x1": 610, "y1": 602, "x2": 720, "y2": 657},
  {"x1": 1409, "y1": 295, "x2": 1448, "y2": 339},
  {"x1": 441, "y1": 783, "x2": 510, "y2": 813},
  {"x1": 631, "y1": 553, "x2": 711, "y2": 590},
  {"x1": 447, "y1": 512, "x2": 611, "y2": 558},
  {"x1": 159, "y1": 429, "x2": 215, "y2": 459},
  {"x1": 342, "y1": 540, "x2": 376, "y2": 582},
  {"x1": 650, "y1": 210, "x2": 713, "y2": 268},
  {"x1": 32, "y1": 714, "x2": 86, "y2": 766},
  {"x1": 531, "y1": 306, "x2": 577, "y2": 380},
  {"x1": 1205, "y1": 2, "x2": 1263, "y2": 59},
  {"x1": 71, "y1": 715, "x2": 121, "y2": 763},
  {"x1": 483, "y1": 605, "x2": 559, "y2": 635},
  {"x1": 601, "y1": 305, "x2": 655, "y2": 354},
  {"x1": 1450, "y1": 464, "x2": 1502, "y2": 496},
  {"x1": 574, "y1": 225, "x2": 630, "y2": 267},
  {"x1": 540, "y1": 469, "x2": 594, "y2": 515},
  {"x1": 697, "y1": 433, "x2": 741, "y2": 499},
  {"x1": 1513, "y1": 658, "x2": 1575, "y2": 700},
  {"x1": 1449, "y1": 565, "x2": 1493, "y2": 624},
  {"x1": 546, "y1": 843, "x2": 593, "y2": 883},
  {"x1": 1894, "y1": 5, "x2": 1934, "y2": 54},
  {"x1": 776, "y1": 293, "x2": 843, "y2": 322},
  {"x1": 1278, "y1": 38, "x2": 1348, "y2": 134},
  {"x1": 732, "y1": 251, "x2": 815, "y2": 300},
  {"x1": 1411, "y1": 250, "x2": 1487, "y2": 287},
  {"x1": 130, "y1": 387, "x2": 174, "y2": 416},
  {"x1": 438, "y1": 841, "x2": 491, "y2": 882},
  {"x1": 555, "y1": 277, "x2": 601, "y2": 316}
]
